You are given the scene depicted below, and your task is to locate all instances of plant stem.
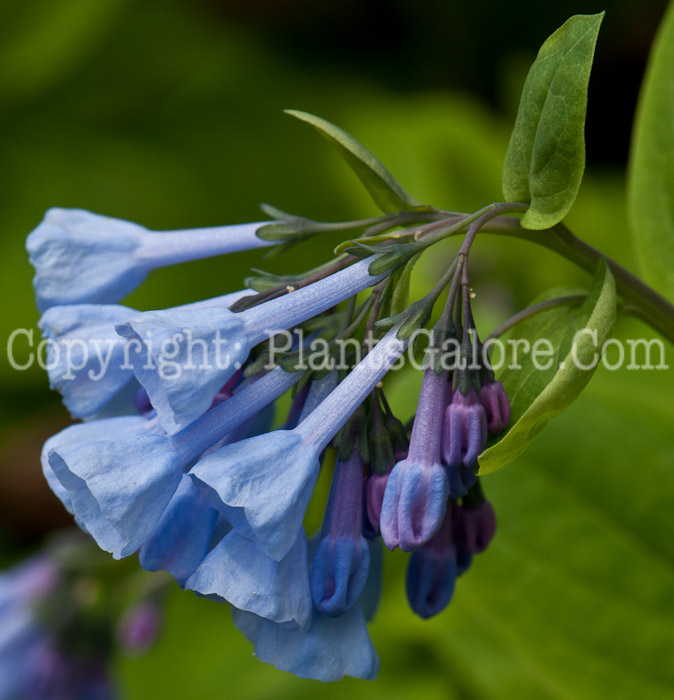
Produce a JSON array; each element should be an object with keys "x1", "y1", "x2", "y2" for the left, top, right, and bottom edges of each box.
[
  {"x1": 460, "y1": 215, "x2": 674, "y2": 345},
  {"x1": 485, "y1": 295, "x2": 586, "y2": 341}
]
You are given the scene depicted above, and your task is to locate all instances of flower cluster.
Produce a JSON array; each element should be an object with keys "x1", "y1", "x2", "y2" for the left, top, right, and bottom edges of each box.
[
  {"x1": 0, "y1": 537, "x2": 161, "y2": 699},
  {"x1": 29, "y1": 203, "x2": 511, "y2": 682}
]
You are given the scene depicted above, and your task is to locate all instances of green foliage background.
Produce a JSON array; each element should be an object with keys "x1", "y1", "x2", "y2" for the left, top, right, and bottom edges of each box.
[{"x1": 0, "y1": 1, "x2": 672, "y2": 698}]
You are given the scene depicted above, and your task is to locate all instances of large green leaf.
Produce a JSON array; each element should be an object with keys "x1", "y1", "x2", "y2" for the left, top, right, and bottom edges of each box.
[
  {"x1": 478, "y1": 260, "x2": 616, "y2": 474},
  {"x1": 285, "y1": 110, "x2": 428, "y2": 214},
  {"x1": 628, "y1": 1, "x2": 674, "y2": 301},
  {"x1": 502, "y1": 13, "x2": 604, "y2": 230}
]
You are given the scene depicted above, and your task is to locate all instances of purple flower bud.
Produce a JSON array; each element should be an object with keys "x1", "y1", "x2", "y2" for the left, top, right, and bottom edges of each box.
[
  {"x1": 405, "y1": 508, "x2": 457, "y2": 619},
  {"x1": 380, "y1": 370, "x2": 450, "y2": 552},
  {"x1": 118, "y1": 602, "x2": 162, "y2": 654},
  {"x1": 478, "y1": 380, "x2": 511, "y2": 434},
  {"x1": 364, "y1": 469, "x2": 390, "y2": 536},
  {"x1": 442, "y1": 387, "x2": 487, "y2": 469},
  {"x1": 454, "y1": 499, "x2": 497, "y2": 554},
  {"x1": 311, "y1": 452, "x2": 370, "y2": 617}
]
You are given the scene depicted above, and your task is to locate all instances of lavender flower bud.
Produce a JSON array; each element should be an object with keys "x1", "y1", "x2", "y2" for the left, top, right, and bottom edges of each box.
[
  {"x1": 442, "y1": 387, "x2": 487, "y2": 469},
  {"x1": 478, "y1": 380, "x2": 511, "y2": 434},
  {"x1": 454, "y1": 499, "x2": 497, "y2": 554}
]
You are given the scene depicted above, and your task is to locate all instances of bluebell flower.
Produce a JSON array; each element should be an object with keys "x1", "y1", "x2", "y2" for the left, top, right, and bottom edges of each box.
[
  {"x1": 190, "y1": 326, "x2": 407, "y2": 561},
  {"x1": 442, "y1": 386, "x2": 487, "y2": 497},
  {"x1": 311, "y1": 451, "x2": 370, "y2": 617},
  {"x1": 39, "y1": 303, "x2": 140, "y2": 420},
  {"x1": 380, "y1": 370, "x2": 450, "y2": 551},
  {"x1": 443, "y1": 386, "x2": 487, "y2": 469},
  {"x1": 27, "y1": 207, "x2": 274, "y2": 310},
  {"x1": 139, "y1": 475, "x2": 220, "y2": 586},
  {"x1": 45, "y1": 366, "x2": 299, "y2": 558},
  {"x1": 117, "y1": 257, "x2": 385, "y2": 432},
  {"x1": 37, "y1": 290, "x2": 253, "y2": 421},
  {"x1": 478, "y1": 379, "x2": 511, "y2": 434},
  {"x1": 230, "y1": 539, "x2": 382, "y2": 682},
  {"x1": 406, "y1": 505, "x2": 457, "y2": 619},
  {"x1": 41, "y1": 415, "x2": 155, "y2": 557},
  {"x1": 185, "y1": 530, "x2": 312, "y2": 626}
]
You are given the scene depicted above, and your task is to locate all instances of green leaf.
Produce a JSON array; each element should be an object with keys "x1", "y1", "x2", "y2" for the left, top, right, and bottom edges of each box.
[
  {"x1": 479, "y1": 260, "x2": 616, "y2": 474},
  {"x1": 502, "y1": 13, "x2": 604, "y2": 230},
  {"x1": 627, "y1": 2, "x2": 674, "y2": 301},
  {"x1": 285, "y1": 109, "x2": 428, "y2": 214}
]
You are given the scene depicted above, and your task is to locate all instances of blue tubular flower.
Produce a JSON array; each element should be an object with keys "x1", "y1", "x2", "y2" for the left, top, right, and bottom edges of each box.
[
  {"x1": 311, "y1": 451, "x2": 370, "y2": 617},
  {"x1": 230, "y1": 539, "x2": 382, "y2": 682},
  {"x1": 117, "y1": 257, "x2": 385, "y2": 432},
  {"x1": 116, "y1": 307, "x2": 250, "y2": 434},
  {"x1": 50, "y1": 426, "x2": 183, "y2": 558},
  {"x1": 185, "y1": 530, "x2": 312, "y2": 626},
  {"x1": 380, "y1": 370, "x2": 450, "y2": 552},
  {"x1": 478, "y1": 379, "x2": 511, "y2": 434},
  {"x1": 406, "y1": 506, "x2": 457, "y2": 619},
  {"x1": 27, "y1": 207, "x2": 274, "y2": 310},
  {"x1": 296, "y1": 371, "x2": 339, "y2": 422},
  {"x1": 39, "y1": 304, "x2": 139, "y2": 420},
  {"x1": 46, "y1": 366, "x2": 299, "y2": 558},
  {"x1": 190, "y1": 326, "x2": 408, "y2": 561},
  {"x1": 233, "y1": 605, "x2": 379, "y2": 682},
  {"x1": 38, "y1": 290, "x2": 253, "y2": 421},
  {"x1": 41, "y1": 416, "x2": 154, "y2": 556},
  {"x1": 139, "y1": 476, "x2": 219, "y2": 586}
]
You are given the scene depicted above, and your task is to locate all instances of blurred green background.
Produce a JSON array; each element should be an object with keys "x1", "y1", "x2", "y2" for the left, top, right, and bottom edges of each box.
[{"x1": 1, "y1": 0, "x2": 673, "y2": 698}]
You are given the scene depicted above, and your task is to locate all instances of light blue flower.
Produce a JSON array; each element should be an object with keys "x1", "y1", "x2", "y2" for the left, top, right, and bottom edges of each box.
[
  {"x1": 38, "y1": 290, "x2": 253, "y2": 421},
  {"x1": 230, "y1": 539, "x2": 382, "y2": 682},
  {"x1": 49, "y1": 422, "x2": 182, "y2": 558},
  {"x1": 233, "y1": 605, "x2": 378, "y2": 682},
  {"x1": 190, "y1": 326, "x2": 407, "y2": 561},
  {"x1": 41, "y1": 416, "x2": 153, "y2": 557},
  {"x1": 139, "y1": 476, "x2": 220, "y2": 586},
  {"x1": 380, "y1": 369, "x2": 450, "y2": 551},
  {"x1": 117, "y1": 258, "x2": 384, "y2": 432},
  {"x1": 116, "y1": 307, "x2": 249, "y2": 434},
  {"x1": 27, "y1": 207, "x2": 274, "y2": 310},
  {"x1": 185, "y1": 529, "x2": 312, "y2": 626},
  {"x1": 46, "y1": 366, "x2": 299, "y2": 558},
  {"x1": 39, "y1": 304, "x2": 139, "y2": 420}
]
